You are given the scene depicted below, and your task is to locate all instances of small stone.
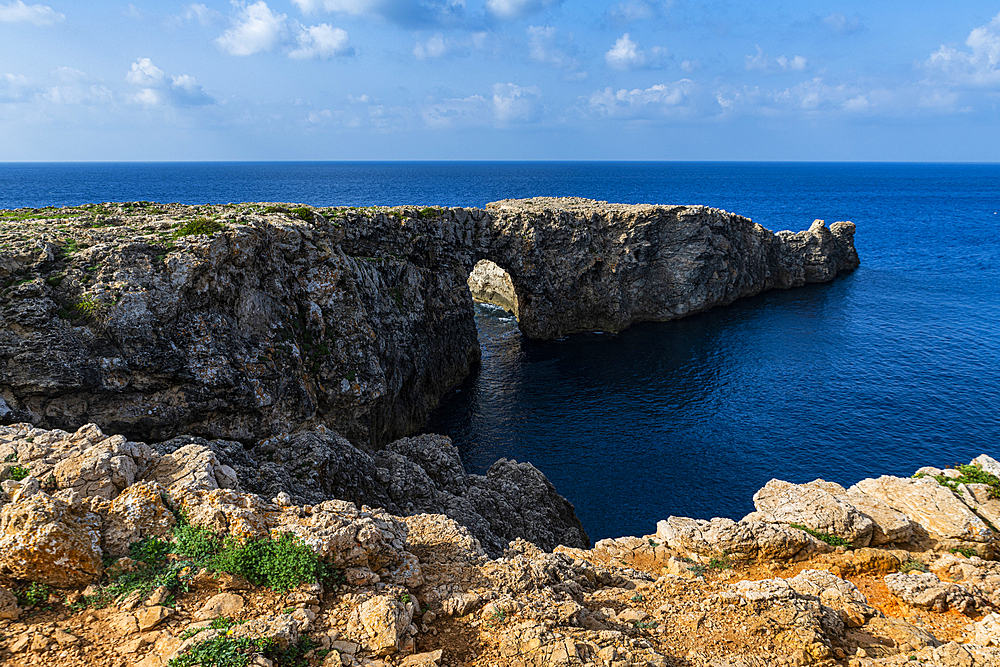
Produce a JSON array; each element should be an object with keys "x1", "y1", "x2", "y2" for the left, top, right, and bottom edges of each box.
[
  {"x1": 400, "y1": 649, "x2": 444, "y2": 666},
  {"x1": 10, "y1": 634, "x2": 31, "y2": 653},
  {"x1": 137, "y1": 605, "x2": 172, "y2": 631},
  {"x1": 52, "y1": 629, "x2": 78, "y2": 645},
  {"x1": 194, "y1": 593, "x2": 245, "y2": 621},
  {"x1": 0, "y1": 586, "x2": 21, "y2": 620}
]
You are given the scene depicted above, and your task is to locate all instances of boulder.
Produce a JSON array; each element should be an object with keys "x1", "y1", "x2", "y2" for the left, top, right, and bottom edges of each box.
[
  {"x1": 92, "y1": 480, "x2": 177, "y2": 557},
  {"x1": 852, "y1": 475, "x2": 994, "y2": 546},
  {"x1": 655, "y1": 516, "x2": 830, "y2": 560},
  {"x1": 194, "y1": 593, "x2": 246, "y2": 621},
  {"x1": 884, "y1": 572, "x2": 980, "y2": 614},
  {"x1": 346, "y1": 594, "x2": 415, "y2": 656},
  {"x1": 751, "y1": 479, "x2": 874, "y2": 546},
  {"x1": 0, "y1": 493, "x2": 103, "y2": 586}
]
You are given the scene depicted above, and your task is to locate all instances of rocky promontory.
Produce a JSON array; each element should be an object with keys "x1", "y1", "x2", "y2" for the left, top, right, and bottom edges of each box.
[{"x1": 0, "y1": 199, "x2": 857, "y2": 447}]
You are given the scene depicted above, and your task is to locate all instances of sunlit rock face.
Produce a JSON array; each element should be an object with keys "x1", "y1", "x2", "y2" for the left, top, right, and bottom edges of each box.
[{"x1": 0, "y1": 198, "x2": 857, "y2": 446}]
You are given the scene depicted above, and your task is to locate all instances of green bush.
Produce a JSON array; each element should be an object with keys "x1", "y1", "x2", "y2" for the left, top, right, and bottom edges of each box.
[
  {"x1": 289, "y1": 207, "x2": 315, "y2": 223},
  {"x1": 17, "y1": 582, "x2": 52, "y2": 607},
  {"x1": 212, "y1": 532, "x2": 322, "y2": 593},
  {"x1": 168, "y1": 635, "x2": 274, "y2": 667},
  {"x1": 899, "y1": 558, "x2": 928, "y2": 573},
  {"x1": 8, "y1": 465, "x2": 29, "y2": 481},
  {"x1": 173, "y1": 218, "x2": 224, "y2": 239}
]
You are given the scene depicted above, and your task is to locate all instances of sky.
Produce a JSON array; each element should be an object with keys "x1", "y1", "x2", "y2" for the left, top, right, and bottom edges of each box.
[{"x1": 1, "y1": 0, "x2": 999, "y2": 160}]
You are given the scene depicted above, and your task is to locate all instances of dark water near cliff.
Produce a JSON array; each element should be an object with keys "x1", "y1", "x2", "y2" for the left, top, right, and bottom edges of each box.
[{"x1": 3, "y1": 162, "x2": 1000, "y2": 542}]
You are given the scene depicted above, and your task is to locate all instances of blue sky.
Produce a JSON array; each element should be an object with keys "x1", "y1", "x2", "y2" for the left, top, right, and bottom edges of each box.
[{"x1": 1, "y1": 0, "x2": 999, "y2": 160}]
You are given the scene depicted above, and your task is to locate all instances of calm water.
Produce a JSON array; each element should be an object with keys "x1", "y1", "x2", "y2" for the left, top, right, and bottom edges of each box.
[{"x1": 3, "y1": 162, "x2": 999, "y2": 541}]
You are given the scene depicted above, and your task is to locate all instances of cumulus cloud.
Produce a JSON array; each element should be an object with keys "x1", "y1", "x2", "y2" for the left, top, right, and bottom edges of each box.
[
  {"x1": 412, "y1": 32, "x2": 488, "y2": 59},
  {"x1": 926, "y1": 11, "x2": 1000, "y2": 87},
  {"x1": 292, "y1": 0, "x2": 465, "y2": 27},
  {"x1": 486, "y1": 0, "x2": 560, "y2": 21},
  {"x1": 527, "y1": 26, "x2": 586, "y2": 79},
  {"x1": 586, "y1": 80, "x2": 694, "y2": 118},
  {"x1": 125, "y1": 57, "x2": 214, "y2": 107},
  {"x1": 744, "y1": 45, "x2": 807, "y2": 72},
  {"x1": 216, "y1": 1, "x2": 353, "y2": 59},
  {"x1": 605, "y1": 33, "x2": 670, "y2": 70},
  {"x1": 822, "y1": 12, "x2": 863, "y2": 35},
  {"x1": 181, "y1": 3, "x2": 224, "y2": 25},
  {"x1": 216, "y1": 1, "x2": 288, "y2": 55},
  {"x1": 492, "y1": 82, "x2": 541, "y2": 123},
  {"x1": 0, "y1": 1, "x2": 63, "y2": 25},
  {"x1": 289, "y1": 23, "x2": 353, "y2": 58},
  {"x1": 0, "y1": 72, "x2": 34, "y2": 102}
]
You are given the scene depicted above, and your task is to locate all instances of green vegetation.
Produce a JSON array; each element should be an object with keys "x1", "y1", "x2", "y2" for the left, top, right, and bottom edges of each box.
[
  {"x1": 46, "y1": 274, "x2": 64, "y2": 288},
  {"x1": 634, "y1": 621, "x2": 658, "y2": 630},
  {"x1": 789, "y1": 523, "x2": 852, "y2": 548},
  {"x1": 899, "y1": 558, "x2": 928, "y2": 574},
  {"x1": 16, "y1": 582, "x2": 52, "y2": 607},
  {"x1": 4, "y1": 452, "x2": 18, "y2": 462},
  {"x1": 289, "y1": 207, "x2": 315, "y2": 223},
  {"x1": 914, "y1": 463, "x2": 1000, "y2": 500},
  {"x1": 708, "y1": 555, "x2": 732, "y2": 571},
  {"x1": 0, "y1": 207, "x2": 85, "y2": 222},
  {"x1": 78, "y1": 511, "x2": 330, "y2": 611},
  {"x1": 168, "y1": 636, "x2": 274, "y2": 667},
  {"x1": 417, "y1": 207, "x2": 444, "y2": 219},
  {"x1": 173, "y1": 217, "x2": 225, "y2": 239},
  {"x1": 8, "y1": 465, "x2": 29, "y2": 481},
  {"x1": 949, "y1": 546, "x2": 978, "y2": 558}
]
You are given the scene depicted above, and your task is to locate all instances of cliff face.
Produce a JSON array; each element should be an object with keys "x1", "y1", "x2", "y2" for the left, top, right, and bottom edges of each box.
[
  {"x1": 0, "y1": 198, "x2": 858, "y2": 446},
  {"x1": 480, "y1": 198, "x2": 859, "y2": 339}
]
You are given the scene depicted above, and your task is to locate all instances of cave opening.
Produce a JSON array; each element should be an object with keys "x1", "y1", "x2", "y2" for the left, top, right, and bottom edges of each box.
[{"x1": 467, "y1": 259, "x2": 520, "y2": 321}]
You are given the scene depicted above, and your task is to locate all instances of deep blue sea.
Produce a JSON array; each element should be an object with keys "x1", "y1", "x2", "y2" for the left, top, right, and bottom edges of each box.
[{"x1": 3, "y1": 162, "x2": 999, "y2": 542}]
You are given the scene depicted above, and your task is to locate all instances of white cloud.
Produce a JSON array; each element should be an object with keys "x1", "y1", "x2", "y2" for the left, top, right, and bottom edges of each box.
[
  {"x1": 605, "y1": 33, "x2": 669, "y2": 70},
  {"x1": 0, "y1": 1, "x2": 63, "y2": 25},
  {"x1": 822, "y1": 12, "x2": 863, "y2": 35},
  {"x1": 216, "y1": 1, "x2": 289, "y2": 56},
  {"x1": 125, "y1": 57, "x2": 214, "y2": 107},
  {"x1": 421, "y1": 93, "x2": 490, "y2": 127},
  {"x1": 586, "y1": 80, "x2": 694, "y2": 118},
  {"x1": 412, "y1": 32, "x2": 488, "y2": 60},
  {"x1": 486, "y1": 0, "x2": 559, "y2": 21},
  {"x1": 0, "y1": 72, "x2": 34, "y2": 102},
  {"x1": 527, "y1": 26, "x2": 586, "y2": 79},
  {"x1": 680, "y1": 59, "x2": 700, "y2": 72},
  {"x1": 926, "y1": 11, "x2": 1000, "y2": 87},
  {"x1": 289, "y1": 23, "x2": 353, "y2": 58},
  {"x1": 292, "y1": 0, "x2": 465, "y2": 27},
  {"x1": 772, "y1": 77, "x2": 862, "y2": 111},
  {"x1": 181, "y1": 3, "x2": 224, "y2": 25},
  {"x1": 745, "y1": 45, "x2": 807, "y2": 72},
  {"x1": 492, "y1": 82, "x2": 541, "y2": 123}
]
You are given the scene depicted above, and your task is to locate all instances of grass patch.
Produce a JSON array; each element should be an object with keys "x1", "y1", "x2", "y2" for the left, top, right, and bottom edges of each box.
[
  {"x1": 16, "y1": 582, "x2": 52, "y2": 607},
  {"x1": 949, "y1": 546, "x2": 978, "y2": 558},
  {"x1": 417, "y1": 206, "x2": 444, "y2": 219},
  {"x1": 914, "y1": 463, "x2": 1000, "y2": 500},
  {"x1": 173, "y1": 218, "x2": 225, "y2": 239},
  {"x1": 789, "y1": 523, "x2": 852, "y2": 548}
]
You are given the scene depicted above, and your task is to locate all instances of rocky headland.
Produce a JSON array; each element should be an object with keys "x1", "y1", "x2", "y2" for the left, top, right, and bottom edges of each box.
[{"x1": 0, "y1": 198, "x2": 932, "y2": 667}]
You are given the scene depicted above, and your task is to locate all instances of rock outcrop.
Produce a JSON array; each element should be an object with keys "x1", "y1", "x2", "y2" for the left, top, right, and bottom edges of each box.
[
  {"x1": 0, "y1": 199, "x2": 857, "y2": 446},
  {"x1": 2, "y1": 424, "x2": 1000, "y2": 667},
  {"x1": 0, "y1": 423, "x2": 588, "y2": 557}
]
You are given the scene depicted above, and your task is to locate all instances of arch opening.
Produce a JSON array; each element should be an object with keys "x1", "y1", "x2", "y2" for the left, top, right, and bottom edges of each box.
[{"x1": 467, "y1": 259, "x2": 520, "y2": 321}]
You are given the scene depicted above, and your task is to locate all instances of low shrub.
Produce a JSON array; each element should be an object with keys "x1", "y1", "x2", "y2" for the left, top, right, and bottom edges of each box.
[
  {"x1": 173, "y1": 218, "x2": 224, "y2": 239},
  {"x1": 789, "y1": 523, "x2": 852, "y2": 548}
]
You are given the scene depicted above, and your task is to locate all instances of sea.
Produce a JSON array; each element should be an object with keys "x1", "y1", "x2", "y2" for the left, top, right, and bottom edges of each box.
[{"x1": 2, "y1": 161, "x2": 999, "y2": 542}]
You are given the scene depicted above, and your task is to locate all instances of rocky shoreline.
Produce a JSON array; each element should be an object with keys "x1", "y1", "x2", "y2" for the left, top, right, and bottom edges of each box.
[{"x1": 1, "y1": 422, "x2": 999, "y2": 667}]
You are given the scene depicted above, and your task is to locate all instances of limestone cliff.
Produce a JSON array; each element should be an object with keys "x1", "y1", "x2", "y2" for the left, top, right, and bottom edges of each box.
[{"x1": 0, "y1": 199, "x2": 858, "y2": 447}]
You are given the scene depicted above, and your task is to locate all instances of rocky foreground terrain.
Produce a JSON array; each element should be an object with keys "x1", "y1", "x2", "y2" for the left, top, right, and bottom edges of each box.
[{"x1": 2, "y1": 422, "x2": 1000, "y2": 667}]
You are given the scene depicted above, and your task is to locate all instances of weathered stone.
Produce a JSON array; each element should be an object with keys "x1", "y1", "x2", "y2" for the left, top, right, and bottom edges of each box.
[
  {"x1": 751, "y1": 479, "x2": 874, "y2": 545},
  {"x1": 194, "y1": 593, "x2": 246, "y2": 621},
  {"x1": 656, "y1": 516, "x2": 830, "y2": 560},
  {"x1": 137, "y1": 605, "x2": 172, "y2": 631},
  {"x1": 885, "y1": 572, "x2": 980, "y2": 614},
  {"x1": 0, "y1": 493, "x2": 102, "y2": 586},
  {"x1": 852, "y1": 475, "x2": 994, "y2": 547},
  {"x1": 346, "y1": 594, "x2": 414, "y2": 656},
  {"x1": 96, "y1": 480, "x2": 177, "y2": 556},
  {"x1": 0, "y1": 585, "x2": 20, "y2": 620}
]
